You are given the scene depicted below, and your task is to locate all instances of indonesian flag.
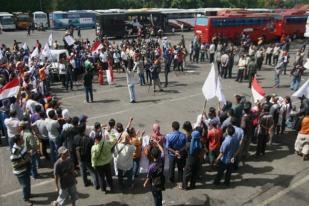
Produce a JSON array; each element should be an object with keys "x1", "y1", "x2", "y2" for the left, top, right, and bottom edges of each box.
[
  {"x1": 251, "y1": 76, "x2": 265, "y2": 103},
  {"x1": 0, "y1": 78, "x2": 20, "y2": 100},
  {"x1": 91, "y1": 40, "x2": 103, "y2": 54},
  {"x1": 106, "y1": 63, "x2": 115, "y2": 85}
]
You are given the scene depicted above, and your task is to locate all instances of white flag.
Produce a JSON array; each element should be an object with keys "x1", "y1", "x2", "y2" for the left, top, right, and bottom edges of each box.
[
  {"x1": 30, "y1": 47, "x2": 39, "y2": 58},
  {"x1": 64, "y1": 35, "x2": 75, "y2": 46},
  {"x1": 48, "y1": 33, "x2": 53, "y2": 47},
  {"x1": 292, "y1": 78, "x2": 309, "y2": 99},
  {"x1": 42, "y1": 43, "x2": 51, "y2": 58},
  {"x1": 0, "y1": 51, "x2": 3, "y2": 60},
  {"x1": 22, "y1": 42, "x2": 28, "y2": 50},
  {"x1": 202, "y1": 63, "x2": 217, "y2": 100},
  {"x1": 216, "y1": 76, "x2": 226, "y2": 105}
]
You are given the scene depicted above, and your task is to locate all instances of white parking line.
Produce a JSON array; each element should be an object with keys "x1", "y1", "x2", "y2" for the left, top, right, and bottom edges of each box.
[
  {"x1": 256, "y1": 175, "x2": 309, "y2": 206},
  {"x1": 0, "y1": 179, "x2": 53, "y2": 198},
  {"x1": 88, "y1": 93, "x2": 202, "y2": 121}
]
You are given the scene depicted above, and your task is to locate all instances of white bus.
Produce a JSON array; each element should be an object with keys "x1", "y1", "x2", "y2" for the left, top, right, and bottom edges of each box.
[
  {"x1": 304, "y1": 16, "x2": 309, "y2": 38},
  {"x1": 0, "y1": 12, "x2": 16, "y2": 30},
  {"x1": 33, "y1": 11, "x2": 48, "y2": 29}
]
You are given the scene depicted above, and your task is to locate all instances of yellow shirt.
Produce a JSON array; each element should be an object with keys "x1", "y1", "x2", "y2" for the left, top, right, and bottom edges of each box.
[{"x1": 299, "y1": 116, "x2": 309, "y2": 135}]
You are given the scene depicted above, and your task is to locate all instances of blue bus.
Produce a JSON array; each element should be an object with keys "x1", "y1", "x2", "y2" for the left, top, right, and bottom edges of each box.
[{"x1": 49, "y1": 10, "x2": 96, "y2": 30}]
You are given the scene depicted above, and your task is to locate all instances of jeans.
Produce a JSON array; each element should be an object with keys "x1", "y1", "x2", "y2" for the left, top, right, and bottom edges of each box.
[
  {"x1": 65, "y1": 74, "x2": 73, "y2": 90},
  {"x1": 214, "y1": 160, "x2": 233, "y2": 185},
  {"x1": 60, "y1": 74, "x2": 66, "y2": 87},
  {"x1": 133, "y1": 158, "x2": 140, "y2": 177},
  {"x1": 146, "y1": 70, "x2": 152, "y2": 84},
  {"x1": 152, "y1": 188, "x2": 163, "y2": 206},
  {"x1": 236, "y1": 69, "x2": 244, "y2": 82},
  {"x1": 80, "y1": 160, "x2": 99, "y2": 188},
  {"x1": 16, "y1": 170, "x2": 31, "y2": 201},
  {"x1": 9, "y1": 137, "x2": 15, "y2": 150},
  {"x1": 128, "y1": 84, "x2": 137, "y2": 102},
  {"x1": 274, "y1": 72, "x2": 280, "y2": 87},
  {"x1": 96, "y1": 163, "x2": 113, "y2": 191},
  {"x1": 31, "y1": 153, "x2": 39, "y2": 178},
  {"x1": 290, "y1": 76, "x2": 301, "y2": 91},
  {"x1": 49, "y1": 138, "x2": 58, "y2": 165},
  {"x1": 138, "y1": 72, "x2": 145, "y2": 85},
  {"x1": 118, "y1": 168, "x2": 133, "y2": 188},
  {"x1": 84, "y1": 85, "x2": 93, "y2": 102},
  {"x1": 168, "y1": 155, "x2": 185, "y2": 183}
]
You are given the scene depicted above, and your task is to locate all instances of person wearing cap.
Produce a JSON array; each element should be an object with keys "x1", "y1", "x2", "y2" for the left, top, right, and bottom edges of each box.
[
  {"x1": 10, "y1": 134, "x2": 33, "y2": 205},
  {"x1": 256, "y1": 105, "x2": 274, "y2": 156},
  {"x1": 53, "y1": 146, "x2": 78, "y2": 206},
  {"x1": 20, "y1": 120, "x2": 39, "y2": 179},
  {"x1": 91, "y1": 130, "x2": 116, "y2": 193}
]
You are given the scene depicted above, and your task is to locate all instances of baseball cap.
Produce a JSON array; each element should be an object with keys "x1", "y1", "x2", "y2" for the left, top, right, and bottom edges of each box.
[{"x1": 58, "y1": 146, "x2": 68, "y2": 155}]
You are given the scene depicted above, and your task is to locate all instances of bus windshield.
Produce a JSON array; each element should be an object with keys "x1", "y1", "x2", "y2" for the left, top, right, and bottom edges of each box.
[
  {"x1": 35, "y1": 14, "x2": 46, "y2": 19},
  {"x1": 196, "y1": 17, "x2": 208, "y2": 26},
  {"x1": 1, "y1": 17, "x2": 14, "y2": 24},
  {"x1": 17, "y1": 15, "x2": 30, "y2": 21}
]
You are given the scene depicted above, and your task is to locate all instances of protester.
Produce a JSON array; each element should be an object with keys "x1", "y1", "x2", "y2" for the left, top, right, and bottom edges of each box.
[{"x1": 53, "y1": 146, "x2": 78, "y2": 206}]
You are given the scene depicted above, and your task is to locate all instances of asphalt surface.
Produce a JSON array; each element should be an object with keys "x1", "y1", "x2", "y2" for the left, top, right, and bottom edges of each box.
[{"x1": 0, "y1": 30, "x2": 308, "y2": 206}]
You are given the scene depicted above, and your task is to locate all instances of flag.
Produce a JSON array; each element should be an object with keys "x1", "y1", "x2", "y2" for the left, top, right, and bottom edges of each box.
[
  {"x1": 42, "y1": 43, "x2": 51, "y2": 58},
  {"x1": 91, "y1": 40, "x2": 103, "y2": 54},
  {"x1": 202, "y1": 63, "x2": 217, "y2": 100},
  {"x1": 292, "y1": 78, "x2": 309, "y2": 99},
  {"x1": 30, "y1": 47, "x2": 39, "y2": 58},
  {"x1": 304, "y1": 58, "x2": 309, "y2": 70},
  {"x1": 216, "y1": 76, "x2": 226, "y2": 105},
  {"x1": 0, "y1": 51, "x2": 3, "y2": 60},
  {"x1": 251, "y1": 76, "x2": 265, "y2": 103},
  {"x1": 106, "y1": 63, "x2": 115, "y2": 85},
  {"x1": 64, "y1": 35, "x2": 75, "y2": 46},
  {"x1": 48, "y1": 33, "x2": 53, "y2": 47},
  {"x1": 22, "y1": 42, "x2": 28, "y2": 50},
  {"x1": 0, "y1": 78, "x2": 20, "y2": 100}
]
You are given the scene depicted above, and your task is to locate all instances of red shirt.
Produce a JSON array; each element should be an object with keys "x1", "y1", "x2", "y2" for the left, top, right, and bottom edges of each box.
[{"x1": 207, "y1": 128, "x2": 222, "y2": 151}]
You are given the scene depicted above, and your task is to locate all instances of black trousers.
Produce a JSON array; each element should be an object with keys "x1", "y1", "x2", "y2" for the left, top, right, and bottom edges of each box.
[
  {"x1": 182, "y1": 155, "x2": 199, "y2": 188},
  {"x1": 256, "y1": 134, "x2": 268, "y2": 155},
  {"x1": 221, "y1": 66, "x2": 228, "y2": 78},
  {"x1": 95, "y1": 163, "x2": 113, "y2": 191},
  {"x1": 152, "y1": 188, "x2": 163, "y2": 206},
  {"x1": 265, "y1": 54, "x2": 272, "y2": 65},
  {"x1": 214, "y1": 160, "x2": 232, "y2": 185},
  {"x1": 168, "y1": 155, "x2": 185, "y2": 183},
  {"x1": 236, "y1": 69, "x2": 244, "y2": 82}
]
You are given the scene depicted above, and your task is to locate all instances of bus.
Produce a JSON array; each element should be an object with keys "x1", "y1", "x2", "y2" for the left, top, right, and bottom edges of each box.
[
  {"x1": 160, "y1": 9, "x2": 199, "y2": 31},
  {"x1": 95, "y1": 12, "x2": 127, "y2": 38},
  {"x1": 0, "y1": 12, "x2": 16, "y2": 30},
  {"x1": 305, "y1": 16, "x2": 309, "y2": 38},
  {"x1": 272, "y1": 9, "x2": 307, "y2": 38},
  {"x1": 49, "y1": 10, "x2": 96, "y2": 30},
  {"x1": 33, "y1": 11, "x2": 48, "y2": 29},
  {"x1": 194, "y1": 12, "x2": 275, "y2": 44},
  {"x1": 13, "y1": 12, "x2": 32, "y2": 30}
]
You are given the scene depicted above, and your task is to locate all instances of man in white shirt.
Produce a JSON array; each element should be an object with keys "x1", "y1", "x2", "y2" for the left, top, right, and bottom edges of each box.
[
  {"x1": 114, "y1": 132, "x2": 136, "y2": 188},
  {"x1": 45, "y1": 109, "x2": 60, "y2": 164},
  {"x1": 209, "y1": 43, "x2": 216, "y2": 63},
  {"x1": 4, "y1": 110, "x2": 20, "y2": 149},
  {"x1": 126, "y1": 60, "x2": 137, "y2": 103}
]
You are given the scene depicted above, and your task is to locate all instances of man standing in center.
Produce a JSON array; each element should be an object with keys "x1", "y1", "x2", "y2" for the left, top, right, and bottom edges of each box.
[
  {"x1": 83, "y1": 68, "x2": 94, "y2": 103},
  {"x1": 166, "y1": 121, "x2": 186, "y2": 186}
]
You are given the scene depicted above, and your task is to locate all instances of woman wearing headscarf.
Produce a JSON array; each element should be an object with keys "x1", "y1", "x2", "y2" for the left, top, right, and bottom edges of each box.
[{"x1": 181, "y1": 129, "x2": 202, "y2": 190}]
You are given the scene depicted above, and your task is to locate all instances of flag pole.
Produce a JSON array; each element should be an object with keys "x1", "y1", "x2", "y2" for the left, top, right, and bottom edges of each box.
[{"x1": 202, "y1": 99, "x2": 207, "y2": 114}]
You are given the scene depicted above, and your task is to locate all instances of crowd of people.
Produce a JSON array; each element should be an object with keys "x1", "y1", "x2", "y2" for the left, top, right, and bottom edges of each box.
[{"x1": 0, "y1": 28, "x2": 309, "y2": 206}]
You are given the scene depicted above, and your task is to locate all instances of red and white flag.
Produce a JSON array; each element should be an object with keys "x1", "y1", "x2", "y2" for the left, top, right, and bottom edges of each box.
[
  {"x1": 106, "y1": 64, "x2": 115, "y2": 85},
  {"x1": 0, "y1": 78, "x2": 20, "y2": 100},
  {"x1": 91, "y1": 40, "x2": 103, "y2": 54},
  {"x1": 251, "y1": 76, "x2": 265, "y2": 103}
]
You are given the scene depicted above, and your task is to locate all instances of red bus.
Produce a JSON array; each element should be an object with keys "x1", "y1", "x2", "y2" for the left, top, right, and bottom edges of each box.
[
  {"x1": 272, "y1": 9, "x2": 307, "y2": 38},
  {"x1": 194, "y1": 12, "x2": 275, "y2": 44}
]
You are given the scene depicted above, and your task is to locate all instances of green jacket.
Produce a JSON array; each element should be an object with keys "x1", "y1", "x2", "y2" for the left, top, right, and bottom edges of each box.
[{"x1": 91, "y1": 139, "x2": 116, "y2": 167}]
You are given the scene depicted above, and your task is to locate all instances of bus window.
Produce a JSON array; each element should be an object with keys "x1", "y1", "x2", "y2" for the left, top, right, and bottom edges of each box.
[{"x1": 196, "y1": 17, "x2": 208, "y2": 26}]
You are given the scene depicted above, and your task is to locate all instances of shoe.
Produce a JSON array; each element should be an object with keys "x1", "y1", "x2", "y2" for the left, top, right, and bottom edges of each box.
[{"x1": 159, "y1": 89, "x2": 164, "y2": 92}]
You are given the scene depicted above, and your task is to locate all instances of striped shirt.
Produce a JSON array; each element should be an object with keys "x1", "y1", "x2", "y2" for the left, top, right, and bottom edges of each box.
[{"x1": 10, "y1": 144, "x2": 30, "y2": 175}]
